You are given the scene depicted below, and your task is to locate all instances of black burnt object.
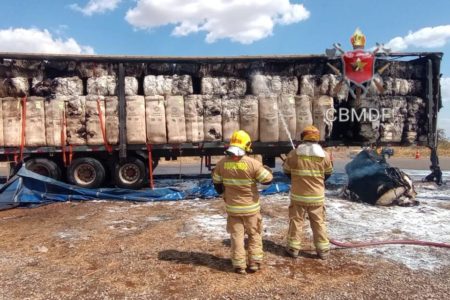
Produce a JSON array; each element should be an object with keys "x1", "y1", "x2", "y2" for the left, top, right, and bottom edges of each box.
[{"x1": 345, "y1": 149, "x2": 417, "y2": 206}]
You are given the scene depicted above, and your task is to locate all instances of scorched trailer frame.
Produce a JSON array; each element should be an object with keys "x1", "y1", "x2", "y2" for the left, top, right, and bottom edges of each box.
[{"x1": 0, "y1": 52, "x2": 443, "y2": 188}]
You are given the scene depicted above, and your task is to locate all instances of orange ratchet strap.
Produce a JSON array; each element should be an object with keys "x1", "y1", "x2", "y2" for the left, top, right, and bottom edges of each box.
[
  {"x1": 96, "y1": 98, "x2": 112, "y2": 153},
  {"x1": 146, "y1": 143, "x2": 154, "y2": 189},
  {"x1": 19, "y1": 96, "x2": 27, "y2": 162},
  {"x1": 61, "y1": 110, "x2": 68, "y2": 167}
]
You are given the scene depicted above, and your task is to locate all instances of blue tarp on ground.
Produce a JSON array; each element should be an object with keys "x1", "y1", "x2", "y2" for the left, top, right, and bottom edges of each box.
[
  {"x1": 0, "y1": 167, "x2": 344, "y2": 210},
  {"x1": 0, "y1": 167, "x2": 185, "y2": 210}
]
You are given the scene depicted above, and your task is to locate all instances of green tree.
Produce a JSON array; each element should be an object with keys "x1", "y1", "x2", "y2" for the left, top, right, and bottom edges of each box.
[{"x1": 437, "y1": 128, "x2": 448, "y2": 142}]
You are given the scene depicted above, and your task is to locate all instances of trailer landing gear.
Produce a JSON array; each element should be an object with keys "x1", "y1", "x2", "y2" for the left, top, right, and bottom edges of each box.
[{"x1": 424, "y1": 148, "x2": 443, "y2": 186}]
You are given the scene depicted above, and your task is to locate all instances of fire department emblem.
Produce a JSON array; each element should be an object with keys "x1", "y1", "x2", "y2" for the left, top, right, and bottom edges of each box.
[
  {"x1": 343, "y1": 50, "x2": 375, "y2": 85},
  {"x1": 326, "y1": 28, "x2": 390, "y2": 102}
]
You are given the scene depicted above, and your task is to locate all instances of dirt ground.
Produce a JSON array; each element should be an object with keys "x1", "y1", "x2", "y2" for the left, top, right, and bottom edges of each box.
[{"x1": 0, "y1": 194, "x2": 449, "y2": 300}]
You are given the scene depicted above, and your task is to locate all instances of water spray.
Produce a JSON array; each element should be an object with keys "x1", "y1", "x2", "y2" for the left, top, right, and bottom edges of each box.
[
  {"x1": 250, "y1": 71, "x2": 296, "y2": 150},
  {"x1": 278, "y1": 110, "x2": 296, "y2": 150}
]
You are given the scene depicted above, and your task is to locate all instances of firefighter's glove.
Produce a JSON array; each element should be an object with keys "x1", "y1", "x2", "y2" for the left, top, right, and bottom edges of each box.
[{"x1": 263, "y1": 165, "x2": 273, "y2": 174}]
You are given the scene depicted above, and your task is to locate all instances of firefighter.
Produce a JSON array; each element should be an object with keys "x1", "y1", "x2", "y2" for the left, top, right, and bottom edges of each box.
[
  {"x1": 212, "y1": 130, "x2": 273, "y2": 274},
  {"x1": 283, "y1": 125, "x2": 333, "y2": 260}
]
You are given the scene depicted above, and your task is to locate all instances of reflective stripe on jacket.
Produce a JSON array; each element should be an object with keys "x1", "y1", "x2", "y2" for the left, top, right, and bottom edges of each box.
[
  {"x1": 212, "y1": 155, "x2": 273, "y2": 216},
  {"x1": 283, "y1": 144, "x2": 333, "y2": 206}
]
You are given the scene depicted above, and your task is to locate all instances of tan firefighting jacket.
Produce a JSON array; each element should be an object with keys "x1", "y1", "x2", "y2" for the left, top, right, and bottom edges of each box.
[
  {"x1": 283, "y1": 143, "x2": 333, "y2": 206},
  {"x1": 212, "y1": 155, "x2": 273, "y2": 216}
]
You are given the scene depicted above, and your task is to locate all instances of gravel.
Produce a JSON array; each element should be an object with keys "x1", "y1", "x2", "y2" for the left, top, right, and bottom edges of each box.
[{"x1": 0, "y1": 190, "x2": 448, "y2": 299}]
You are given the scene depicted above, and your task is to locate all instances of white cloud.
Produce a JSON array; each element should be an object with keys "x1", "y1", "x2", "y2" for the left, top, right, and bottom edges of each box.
[
  {"x1": 0, "y1": 28, "x2": 94, "y2": 54},
  {"x1": 385, "y1": 25, "x2": 450, "y2": 51},
  {"x1": 125, "y1": 0, "x2": 310, "y2": 44},
  {"x1": 442, "y1": 77, "x2": 450, "y2": 103},
  {"x1": 70, "y1": 0, "x2": 122, "y2": 16}
]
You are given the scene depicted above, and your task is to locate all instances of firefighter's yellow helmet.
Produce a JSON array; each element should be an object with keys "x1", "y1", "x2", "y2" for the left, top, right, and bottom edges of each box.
[
  {"x1": 301, "y1": 125, "x2": 320, "y2": 142},
  {"x1": 227, "y1": 130, "x2": 252, "y2": 156}
]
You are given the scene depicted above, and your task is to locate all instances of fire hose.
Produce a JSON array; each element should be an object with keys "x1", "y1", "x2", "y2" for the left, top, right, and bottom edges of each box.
[
  {"x1": 277, "y1": 121, "x2": 450, "y2": 250},
  {"x1": 329, "y1": 238, "x2": 450, "y2": 249}
]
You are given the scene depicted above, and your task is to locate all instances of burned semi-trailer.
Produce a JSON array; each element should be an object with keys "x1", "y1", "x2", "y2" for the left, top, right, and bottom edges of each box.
[{"x1": 0, "y1": 51, "x2": 443, "y2": 189}]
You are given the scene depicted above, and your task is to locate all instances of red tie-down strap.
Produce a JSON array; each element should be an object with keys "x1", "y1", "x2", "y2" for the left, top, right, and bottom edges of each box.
[
  {"x1": 19, "y1": 96, "x2": 27, "y2": 162},
  {"x1": 61, "y1": 110, "x2": 68, "y2": 167},
  {"x1": 69, "y1": 145, "x2": 73, "y2": 166},
  {"x1": 146, "y1": 143, "x2": 154, "y2": 189},
  {"x1": 61, "y1": 111, "x2": 74, "y2": 166},
  {"x1": 96, "y1": 98, "x2": 113, "y2": 153}
]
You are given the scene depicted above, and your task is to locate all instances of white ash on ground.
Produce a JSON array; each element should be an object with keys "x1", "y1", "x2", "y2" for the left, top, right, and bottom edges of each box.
[
  {"x1": 0, "y1": 181, "x2": 449, "y2": 299},
  {"x1": 324, "y1": 194, "x2": 450, "y2": 271},
  {"x1": 158, "y1": 183, "x2": 450, "y2": 272}
]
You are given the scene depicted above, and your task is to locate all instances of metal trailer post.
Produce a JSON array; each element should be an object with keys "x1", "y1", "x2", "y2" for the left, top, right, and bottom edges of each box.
[
  {"x1": 424, "y1": 57, "x2": 443, "y2": 185},
  {"x1": 118, "y1": 63, "x2": 127, "y2": 160}
]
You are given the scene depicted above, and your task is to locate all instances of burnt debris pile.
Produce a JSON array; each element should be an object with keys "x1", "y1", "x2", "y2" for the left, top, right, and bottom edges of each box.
[{"x1": 344, "y1": 149, "x2": 418, "y2": 206}]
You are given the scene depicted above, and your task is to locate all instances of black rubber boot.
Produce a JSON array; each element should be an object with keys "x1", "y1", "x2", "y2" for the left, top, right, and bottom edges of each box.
[
  {"x1": 317, "y1": 251, "x2": 330, "y2": 260},
  {"x1": 286, "y1": 248, "x2": 299, "y2": 258},
  {"x1": 248, "y1": 262, "x2": 261, "y2": 273},
  {"x1": 234, "y1": 267, "x2": 247, "y2": 275}
]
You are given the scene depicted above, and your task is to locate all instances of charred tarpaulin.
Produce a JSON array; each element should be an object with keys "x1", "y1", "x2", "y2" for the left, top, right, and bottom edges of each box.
[{"x1": 344, "y1": 149, "x2": 418, "y2": 206}]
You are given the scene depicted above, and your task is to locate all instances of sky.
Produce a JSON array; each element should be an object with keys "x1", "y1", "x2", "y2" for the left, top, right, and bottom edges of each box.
[{"x1": 0, "y1": 0, "x2": 449, "y2": 135}]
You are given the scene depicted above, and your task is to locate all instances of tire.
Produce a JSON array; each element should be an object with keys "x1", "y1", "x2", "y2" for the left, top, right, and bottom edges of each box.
[
  {"x1": 114, "y1": 157, "x2": 146, "y2": 189},
  {"x1": 25, "y1": 158, "x2": 62, "y2": 181},
  {"x1": 67, "y1": 157, "x2": 106, "y2": 189}
]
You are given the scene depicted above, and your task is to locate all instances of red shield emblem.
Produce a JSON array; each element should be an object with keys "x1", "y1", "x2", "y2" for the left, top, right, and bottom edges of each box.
[{"x1": 342, "y1": 50, "x2": 375, "y2": 85}]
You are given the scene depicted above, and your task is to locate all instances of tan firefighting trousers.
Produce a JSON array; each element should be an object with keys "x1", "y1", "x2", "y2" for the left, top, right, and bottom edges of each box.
[
  {"x1": 287, "y1": 203, "x2": 330, "y2": 254},
  {"x1": 227, "y1": 213, "x2": 263, "y2": 268}
]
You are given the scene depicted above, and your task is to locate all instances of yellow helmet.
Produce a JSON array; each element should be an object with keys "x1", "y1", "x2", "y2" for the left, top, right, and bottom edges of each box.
[
  {"x1": 301, "y1": 125, "x2": 320, "y2": 142},
  {"x1": 228, "y1": 130, "x2": 252, "y2": 156}
]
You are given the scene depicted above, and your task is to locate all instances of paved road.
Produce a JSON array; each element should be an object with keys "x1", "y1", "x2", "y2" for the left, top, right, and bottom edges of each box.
[
  {"x1": 153, "y1": 157, "x2": 450, "y2": 175},
  {"x1": 2, "y1": 157, "x2": 449, "y2": 177},
  {"x1": 332, "y1": 157, "x2": 450, "y2": 172}
]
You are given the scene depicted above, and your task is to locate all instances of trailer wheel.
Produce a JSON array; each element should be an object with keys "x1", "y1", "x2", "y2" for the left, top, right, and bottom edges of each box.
[
  {"x1": 115, "y1": 157, "x2": 146, "y2": 189},
  {"x1": 25, "y1": 158, "x2": 62, "y2": 181},
  {"x1": 67, "y1": 157, "x2": 105, "y2": 188}
]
